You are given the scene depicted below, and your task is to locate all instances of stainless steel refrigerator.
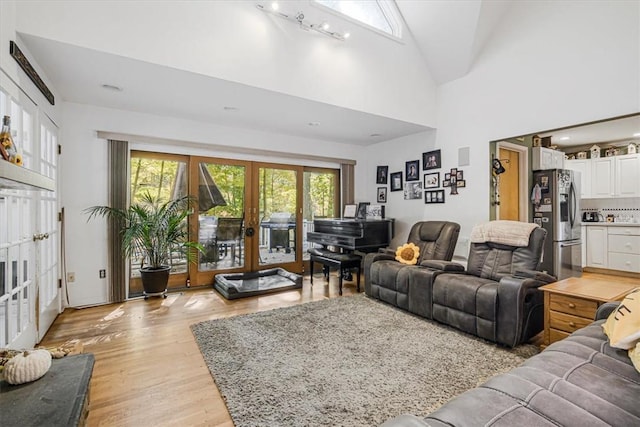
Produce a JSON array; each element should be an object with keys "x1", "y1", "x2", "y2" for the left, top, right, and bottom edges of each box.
[{"x1": 532, "y1": 169, "x2": 582, "y2": 280}]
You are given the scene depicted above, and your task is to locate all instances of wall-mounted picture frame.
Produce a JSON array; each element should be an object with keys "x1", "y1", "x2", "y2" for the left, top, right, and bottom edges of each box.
[
  {"x1": 457, "y1": 180, "x2": 466, "y2": 188},
  {"x1": 377, "y1": 187, "x2": 387, "y2": 203},
  {"x1": 422, "y1": 149, "x2": 441, "y2": 170},
  {"x1": 357, "y1": 202, "x2": 370, "y2": 219},
  {"x1": 404, "y1": 182, "x2": 423, "y2": 200},
  {"x1": 423, "y1": 172, "x2": 440, "y2": 189},
  {"x1": 376, "y1": 165, "x2": 388, "y2": 184},
  {"x1": 456, "y1": 170, "x2": 464, "y2": 180},
  {"x1": 425, "y1": 189, "x2": 445, "y2": 204},
  {"x1": 390, "y1": 171, "x2": 403, "y2": 192},
  {"x1": 343, "y1": 204, "x2": 357, "y2": 218},
  {"x1": 405, "y1": 160, "x2": 420, "y2": 181}
]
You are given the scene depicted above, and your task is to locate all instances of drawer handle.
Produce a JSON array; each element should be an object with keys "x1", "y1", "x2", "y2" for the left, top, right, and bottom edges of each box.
[
  {"x1": 568, "y1": 303, "x2": 576, "y2": 308},
  {"x1": 569, "y1": 321, "x2": 576, "y2": 327}
]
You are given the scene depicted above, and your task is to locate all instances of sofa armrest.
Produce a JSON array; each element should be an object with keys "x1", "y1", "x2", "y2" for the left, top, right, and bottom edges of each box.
[
  {"x1": 420, "y1": 260, "x2": 465, "y2": 272},
  {"x1": 514, "y1": 269, "x2": 556, "y2": 284},
  {"x1": 496, "y1": 275, "x2": 546, "y2": 347},
  {"x1": 378, "y1": 247, "x2": 396, "y2": 256},
  {"x1": 596, "y1": 302, "x2": 620, "y2": 320}
]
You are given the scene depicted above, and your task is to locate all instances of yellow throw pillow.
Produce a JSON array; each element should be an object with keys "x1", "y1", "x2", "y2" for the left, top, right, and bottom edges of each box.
[
  {"x1": 630, "y1": 342, "x2": 640, "y2": 373},
  {"x1": 602, "y1": 288, "x2": 640, "y2": 349},
  {"x1": 395, "y1": 243, "x2": 420, "y2": 265}
]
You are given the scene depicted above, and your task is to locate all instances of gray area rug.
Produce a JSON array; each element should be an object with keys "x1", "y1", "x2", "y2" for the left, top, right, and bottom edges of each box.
[{"x1": 191, "y1": 295, "x2": 539, "y2": 426}]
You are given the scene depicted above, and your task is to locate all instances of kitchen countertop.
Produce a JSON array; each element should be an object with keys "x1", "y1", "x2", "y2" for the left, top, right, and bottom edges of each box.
[{"x1": 582, "y1": 222, "x2": 640, "y2": 227}]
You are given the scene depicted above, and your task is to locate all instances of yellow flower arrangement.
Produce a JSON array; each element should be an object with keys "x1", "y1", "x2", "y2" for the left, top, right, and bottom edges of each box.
[{"x1": 395, "y1": 242, "x2": 420, "y2": 265}]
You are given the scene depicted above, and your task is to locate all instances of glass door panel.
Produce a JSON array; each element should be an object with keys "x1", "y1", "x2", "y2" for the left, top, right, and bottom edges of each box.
[
  {"x1": 129, "y1": 153, "x2": 189, "y2": 295},
  {"x1": 302, "y1": 168, "x2": 339, "y2": 260},
  {"x1": 197, "y1": 162, "x2": 246, "y2": 273},
  {"x1": 256, "y1": 164, "x2": 302, "y2": 272}
]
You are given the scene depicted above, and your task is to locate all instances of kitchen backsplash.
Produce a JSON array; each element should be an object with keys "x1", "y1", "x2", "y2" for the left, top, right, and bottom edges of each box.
[{"x1": 581, "y1": 197, "x2": 640, "y2": 223}]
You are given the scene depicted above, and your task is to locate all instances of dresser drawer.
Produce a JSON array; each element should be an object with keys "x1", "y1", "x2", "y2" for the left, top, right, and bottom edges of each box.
[
  {"x1": 607, "y1": 252, "x2": 640, "y2": 273},
  {"x1": 549, "y1": 328, "x2": 571, "y2": 344},
  {"x1": 549, "y1": 311, "x2": 594, "y2": 333},
  {"x1": 608, "y1": 234, "x2": 640, "y2": 255},
  {"x1": 608, "y1": 226, "x2": 640, "y2": 236},
  {"x1": 549, "y1": 293, "x2": 598, "y2": 318}
]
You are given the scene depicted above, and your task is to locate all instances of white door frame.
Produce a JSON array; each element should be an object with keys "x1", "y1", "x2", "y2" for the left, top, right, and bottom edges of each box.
[{"x1": 496, "y1": 141, "x2": 529, "y2": 222}]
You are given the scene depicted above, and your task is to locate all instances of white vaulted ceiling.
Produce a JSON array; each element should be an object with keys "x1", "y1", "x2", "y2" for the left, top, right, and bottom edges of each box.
[{"x1": 15, "y1": 1, "x2": 516, "y2": 145}]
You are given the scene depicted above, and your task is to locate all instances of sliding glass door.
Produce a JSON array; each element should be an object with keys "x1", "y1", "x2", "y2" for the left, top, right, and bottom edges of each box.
[{"x1": 127, "y1": 153, "x2": 329, "y2": 294}]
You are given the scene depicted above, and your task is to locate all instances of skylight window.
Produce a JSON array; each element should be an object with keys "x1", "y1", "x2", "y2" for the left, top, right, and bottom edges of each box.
[{"x1": 314, "y1": 0, "x2": 401, "y2": 38}]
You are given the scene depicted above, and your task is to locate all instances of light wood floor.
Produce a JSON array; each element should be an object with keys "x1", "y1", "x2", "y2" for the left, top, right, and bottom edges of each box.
[{"x1": 40, "y1": 272, "x2": 638, "y2": 427}]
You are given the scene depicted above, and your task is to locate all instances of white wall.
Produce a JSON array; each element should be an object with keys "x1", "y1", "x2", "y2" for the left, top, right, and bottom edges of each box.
[
  {"x1": 15, "y1": 0, "x2": 437, "y2": 127},
  {"x1": 365, "y1": 0, "x2": 640, "y2": 255},
  {"x1": 62, "y1": 102, "x2": 363, "y2": 307}
]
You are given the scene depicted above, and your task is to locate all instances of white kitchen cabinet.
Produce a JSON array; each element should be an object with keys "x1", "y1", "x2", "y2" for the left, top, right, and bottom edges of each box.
[
  {"x1": 590, "y1": 157, "x2": 615, "y2": 198},
  {"x1": 586, "y1": 226, "x2": 608, "y2": 268},
  {"x1": 565, "y1": 159, "x2": 591, "y2": 198},
  {"x1": 607, "y1": 226, "x2": 640, "y2": 273},
  {"x1": 615, "y1": 154, "x2": 640, "y2": 197},
  {"x1": 532, "y1": 147, "x2": 565, "y2": 171}
]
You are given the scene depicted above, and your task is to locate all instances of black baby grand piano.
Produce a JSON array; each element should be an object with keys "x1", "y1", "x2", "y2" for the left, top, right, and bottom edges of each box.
[
  {"x1": 307, "y1": 218, "x2": 394, "y2": 254},
  {"x1": 307, "y1": 218, "x2": 394, "y2": 294}
]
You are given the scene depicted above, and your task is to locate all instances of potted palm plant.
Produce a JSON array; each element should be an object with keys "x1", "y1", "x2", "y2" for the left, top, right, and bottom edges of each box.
[{"x1": 85, "y1": 192, "x2": 203, "y2": 298}]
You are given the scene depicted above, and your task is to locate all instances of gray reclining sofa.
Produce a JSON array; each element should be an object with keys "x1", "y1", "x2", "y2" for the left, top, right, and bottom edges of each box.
[{"x1": 381, "y1": 302, "x2": 640, "y2": 427}]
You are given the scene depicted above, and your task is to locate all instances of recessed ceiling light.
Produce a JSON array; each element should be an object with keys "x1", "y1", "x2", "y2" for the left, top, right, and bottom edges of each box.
[
  {"x1": 559, "y1": 136, "x2": 570, "y2": 141},
  {"x1": 344, "y1": 32, "x2": 351, "y2": 39},
  {"x1": 634, "y1": 132, "x2": 640, "y2": 137},
  {"x1": 223, "y1": 106, "x2": 239, "y2": 111},
  {"x1": 101, "y1": 84, "x2": 123, "y2": 92},
  {"x1": 271, "y1": 1, "x2": 279, "y2": 11},
  {"x1": 322, "y1": 22, "x2": 330, "y2": 31},
  {"x1": 308, "y1": 122, "x2": 320, "y2": 126}
]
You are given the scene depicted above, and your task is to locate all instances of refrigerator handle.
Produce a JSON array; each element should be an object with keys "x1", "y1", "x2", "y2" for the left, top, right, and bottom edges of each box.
[{"x1": 569, "y1": 181, "x2": 576, "y2": 228}]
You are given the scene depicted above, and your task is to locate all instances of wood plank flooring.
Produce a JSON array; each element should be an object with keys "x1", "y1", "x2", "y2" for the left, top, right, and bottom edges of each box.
[{"x1": 39, "y1": 272, "x2": 637, "y2": 426}]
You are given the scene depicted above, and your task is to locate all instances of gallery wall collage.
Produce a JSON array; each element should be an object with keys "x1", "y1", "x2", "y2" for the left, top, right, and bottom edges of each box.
[{"x1": 376, "y1": 149, "x2": 466, "y2": 206}]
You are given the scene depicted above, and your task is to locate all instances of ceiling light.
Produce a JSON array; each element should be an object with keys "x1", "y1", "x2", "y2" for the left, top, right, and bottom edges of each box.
[
  {"x1": 101, "y1": 84, "x2": 122, "y2": 92},
  {"x1": 634, "y1": 132, "x2": 640, "y2": 137},
  {"x1": 256, "y1": 3, "x2": 349, "y2": 41},
  {"x1": 559, "y1": 136, "x2": 570, "y2": 141},
  {"x1": 308, "y1": 122, "x2": 320, "y2": 127},
  {"x1": 370, "y1": 133, "x2": 382, "y2": 137},
  {"x1": 223, "y1": 106, "x2": 238, "y2": 111},
  {"x1": 344, "y1": 32, "x2": 351, "y2": 39}
]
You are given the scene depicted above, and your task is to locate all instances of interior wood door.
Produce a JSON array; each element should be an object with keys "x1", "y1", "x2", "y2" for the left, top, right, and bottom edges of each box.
[{"x1": 498, "y1": 148, "x2": 520, "y2": 221}]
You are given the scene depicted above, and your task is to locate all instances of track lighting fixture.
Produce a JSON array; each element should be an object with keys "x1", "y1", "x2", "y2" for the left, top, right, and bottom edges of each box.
[{"x1": 256, "y1": 2, "x2": 350, "y2": 41}]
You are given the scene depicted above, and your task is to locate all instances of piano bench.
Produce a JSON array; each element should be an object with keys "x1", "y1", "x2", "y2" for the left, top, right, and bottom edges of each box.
[{"x1": 308, "y1": 248, "x2": 362, "y2": 295}]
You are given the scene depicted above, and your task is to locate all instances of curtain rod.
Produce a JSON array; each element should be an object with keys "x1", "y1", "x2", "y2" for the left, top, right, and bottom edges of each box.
[{"x1": 96, "y1": 131, "x2": 357, "y2": 166}]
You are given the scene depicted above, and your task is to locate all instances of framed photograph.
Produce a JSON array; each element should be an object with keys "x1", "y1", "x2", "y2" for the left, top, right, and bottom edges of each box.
[
  {"x1": 443, "y1": 180, "x2": 450, "y2": 187},
  {"x1": 422, "y1": 149, "x2": 441, "y2": 170},
  {"x1": 376, "y1": 165, "x2": 388, "y2": 184},
  {"x1": 404, "y1": 182, "x2": 423, "y2": 200},
  {"x1": 366, "y1": 204, "x2": 384, "y2": 220},
  {"x1": 405, "y1": 160, "x2": 420, "y2": 181},
  {"x1": 357, "y1": 202, "x2": 370, "y2": 219},
  {"x1": 456, "y1": 170, "x2": 464, "y2": 180},
  {"x1": 425, "y1": 190, "x2": 445, "y2": 204},
  {"x1": 423, "y1": 172, "x2": 440, "y2": 189},
  {"x1": 377, "y1": 187, "x2": 387, "y2": 203},
  {"x1": 343, "y1": 204, "x2": 357, "y2": 218},
  {"x1": 390, "y1": 171, "x2": 403, "y2": 192},
  {"x1": 457, "y1": 180, "x2": 466, "y2": 188}
]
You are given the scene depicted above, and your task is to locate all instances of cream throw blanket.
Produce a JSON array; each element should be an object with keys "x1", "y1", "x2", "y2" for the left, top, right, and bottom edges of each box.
[{"x1": 470, "y1": 220, "x2": 539, "y2": 247}]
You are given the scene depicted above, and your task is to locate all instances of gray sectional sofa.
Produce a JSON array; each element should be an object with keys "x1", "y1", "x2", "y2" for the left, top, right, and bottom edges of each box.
[{"x1": 381, "y1": 303, "x2": 640, "y2": 427}]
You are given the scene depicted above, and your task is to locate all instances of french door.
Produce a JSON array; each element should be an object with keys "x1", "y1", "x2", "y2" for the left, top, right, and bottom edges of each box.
[{"x1": 190, "y1": 158, "x2": 303, "y2": 286}]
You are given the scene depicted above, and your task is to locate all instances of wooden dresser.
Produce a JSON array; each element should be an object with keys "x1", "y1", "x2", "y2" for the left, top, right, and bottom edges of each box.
[{"x1": 541, "y1": 278, "x2": 637, "y2": 346}]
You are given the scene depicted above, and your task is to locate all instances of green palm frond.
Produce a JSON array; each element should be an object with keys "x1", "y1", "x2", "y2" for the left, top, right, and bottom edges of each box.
[{"x1": 85, "y1": 192, "x2": 204, "y2": 269}]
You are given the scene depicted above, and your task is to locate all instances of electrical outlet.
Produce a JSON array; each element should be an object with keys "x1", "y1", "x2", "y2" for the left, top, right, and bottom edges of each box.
[
  {"x1": 67, "y1": 272, "x2": 76, "y2": 283},
  {"x1": 99, "y1": 269, "x2": 106, "y2": 279}
]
